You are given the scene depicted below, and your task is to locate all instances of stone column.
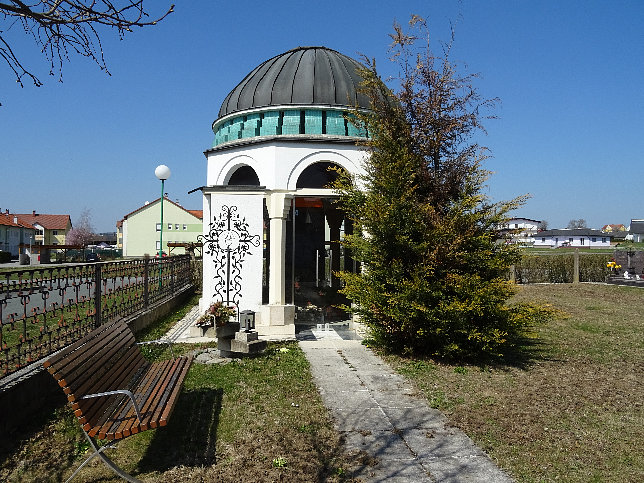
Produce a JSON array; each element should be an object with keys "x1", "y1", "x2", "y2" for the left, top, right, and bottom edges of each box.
[
  {"x1": 324, "y1": 202, "x2": 344, "y2": 288},
  {"x1": 268, "y1": 193, "x2": 291, "y2": 304},
  {"x1": 258, "y1": 192, "x2": 295, "y2": 338}
]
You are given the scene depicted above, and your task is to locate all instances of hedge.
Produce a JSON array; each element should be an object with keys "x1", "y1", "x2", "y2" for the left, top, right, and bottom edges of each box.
[{"x1": 514, "y1": 253, "x2": 612, "y2": 284}]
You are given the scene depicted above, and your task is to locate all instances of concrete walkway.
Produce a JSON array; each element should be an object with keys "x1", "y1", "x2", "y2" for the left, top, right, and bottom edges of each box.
[{"x1": 298, "y1": 327, "x2": 513, "y2": 482}]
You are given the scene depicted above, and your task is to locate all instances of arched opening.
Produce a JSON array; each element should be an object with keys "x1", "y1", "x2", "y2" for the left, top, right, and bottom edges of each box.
[
  {"x1": 296, "y1": 162, "x2": 345, "y2": 189},
  {"x1": 227, "y1": 165, "x2": 260, "y2": 186}
]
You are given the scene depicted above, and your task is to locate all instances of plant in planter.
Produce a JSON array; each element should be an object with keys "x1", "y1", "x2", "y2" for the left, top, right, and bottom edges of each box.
[
  {"x1": 196, "y1": 301, "x2": 237, "y2": 328},
  {"x1": 297, "y1": 302, "x2": 323, "y2": 322}
]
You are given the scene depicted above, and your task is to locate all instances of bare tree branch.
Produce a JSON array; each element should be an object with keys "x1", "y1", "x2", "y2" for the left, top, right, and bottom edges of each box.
[{"x1": 0, "y1": 1, "x2": 173, "y2": 87}]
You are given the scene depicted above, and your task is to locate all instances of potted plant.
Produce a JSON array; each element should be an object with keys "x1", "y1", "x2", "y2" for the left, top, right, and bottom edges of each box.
[{"x1": 196, "y1": 301, "x2": 237, "y2": 328}]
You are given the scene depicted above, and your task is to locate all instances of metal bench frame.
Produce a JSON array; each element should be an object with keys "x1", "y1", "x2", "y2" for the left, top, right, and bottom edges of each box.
[{"x1": 43, "y1": 320, "x2": 192, "y2": 482}]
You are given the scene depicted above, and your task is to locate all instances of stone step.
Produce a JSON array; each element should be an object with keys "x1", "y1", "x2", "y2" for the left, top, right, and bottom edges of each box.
[
  {"x1": 231, "y1": 338, "x2": 267, "y2": 354},
  {"x1": 235, "y1": 331, "x2": 259, "y2": 342}
]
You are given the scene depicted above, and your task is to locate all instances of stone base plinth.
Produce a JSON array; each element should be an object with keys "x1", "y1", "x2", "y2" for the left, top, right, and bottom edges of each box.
[
  {"x1": 217, "y1": 326, "x2": 266, "y2": 358},
  {"x1": 256, "y1": 305, "x2": 295, "y2": 340}
]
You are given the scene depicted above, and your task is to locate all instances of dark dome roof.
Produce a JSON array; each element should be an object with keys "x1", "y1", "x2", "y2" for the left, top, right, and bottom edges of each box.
[{"x1": 218, "y1": 46, "x2": 371, "y2": 119}]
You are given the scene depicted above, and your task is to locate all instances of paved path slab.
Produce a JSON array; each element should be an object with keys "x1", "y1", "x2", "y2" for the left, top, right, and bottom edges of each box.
[{"x1": 298, "y1": 334, "x2": 513, "y2": 482}]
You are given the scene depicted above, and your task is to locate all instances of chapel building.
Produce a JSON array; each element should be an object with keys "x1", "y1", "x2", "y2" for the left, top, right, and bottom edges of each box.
[{"x1": 200, "y1": 46, "x2": 370, "y2": 338}]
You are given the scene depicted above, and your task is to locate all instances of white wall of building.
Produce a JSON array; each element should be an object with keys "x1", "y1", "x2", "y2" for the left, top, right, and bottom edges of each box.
[
  {"x1": 533, "y1": 234, "x2": 611, "y2": 249},
  {"x1": 206, "y1": 140, "x2": 366, "y2": 189}
]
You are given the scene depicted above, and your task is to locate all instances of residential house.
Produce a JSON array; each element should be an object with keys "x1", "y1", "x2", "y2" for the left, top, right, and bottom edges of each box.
[
  {"x1": 500, "y1": 217, "x2": 542, "y2": 244},
  {"x1": 602, "y1": 224, "x2": 626, "y2": 233},
  {"x1": 16, "y1": 211, "x2": 72, "y2": 245},
  {"x1": 628, "y1": 219, "x2": 644, "y2": 243},
  {"x1": 120, "y1": 198, "x2": 203, "y2": 257},
  {"x1": 0, "y1": 212, "x2": 36, "y2": 257},
  {"x1": 116, "y1": 220, "x2": 124, "y2": 249},
  {"x1": 533, "y1": 228, "x2": 611, "y2": 249}
]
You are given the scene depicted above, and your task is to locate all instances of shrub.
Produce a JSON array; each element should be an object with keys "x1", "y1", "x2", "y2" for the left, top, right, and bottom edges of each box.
[{"x1": 515, "y1": 253, "x2": 611, "y2": 283}]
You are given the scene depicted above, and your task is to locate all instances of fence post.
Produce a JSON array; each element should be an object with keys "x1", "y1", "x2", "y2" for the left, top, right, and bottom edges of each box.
[
  {"x1": 94, "y1": 264, "x2": 102, "y2": 328},
  {"x1": 573, "y1": 249, "x2": 580, "y2": 284},
  {"x1": 171, "y1": 258, "x2": 176, "y2": 294},
  {"x1": 143, "y1": 255, "x2": 150, "y2": 311}
]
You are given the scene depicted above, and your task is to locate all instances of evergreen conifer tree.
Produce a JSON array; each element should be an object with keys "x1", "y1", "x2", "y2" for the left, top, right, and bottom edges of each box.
[{"x1": 335, "y1": 17, "x2": 539, "y2": 359}]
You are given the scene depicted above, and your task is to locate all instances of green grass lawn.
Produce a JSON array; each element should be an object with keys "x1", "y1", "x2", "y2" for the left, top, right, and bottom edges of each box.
[
  {"x1": 2, "y1": 284, "x2": 642, "y2": 482},
  {"x1": 0, "y1": 295, "x2": 351, "y2": 482},
  {"x1": 383, "y1": 283, "x2": 644, "y2": 482}
]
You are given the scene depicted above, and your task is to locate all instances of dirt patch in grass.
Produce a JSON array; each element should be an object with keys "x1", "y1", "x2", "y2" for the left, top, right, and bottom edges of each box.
[{"x1": 384, "y1": 283, "x2": 644, "y2": 482}]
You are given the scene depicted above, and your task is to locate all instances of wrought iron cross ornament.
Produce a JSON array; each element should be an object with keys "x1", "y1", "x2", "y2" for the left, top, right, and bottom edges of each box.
[{"x1": 199, "y1": 205, "x2": 261, "y2": 310}]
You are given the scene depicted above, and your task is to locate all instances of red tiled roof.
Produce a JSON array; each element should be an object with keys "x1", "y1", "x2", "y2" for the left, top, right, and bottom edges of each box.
[
  {"x1": 187, "y1": 210, "x2": 203, "y2": 219},
  {"x1": 0, "y1": 213, "x2": 32, "y2": 228},
  {"x1": 16, "y1": 213, "x2": 71, "y2": 230}
]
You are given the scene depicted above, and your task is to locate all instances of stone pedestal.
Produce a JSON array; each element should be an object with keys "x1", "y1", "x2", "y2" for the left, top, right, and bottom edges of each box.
[
  {"x1": 257, "y1": 305, "x2": 295, "y2": 339},
  {"x1": 216, "y1": 322, "x2": 267, "y2": 357}
]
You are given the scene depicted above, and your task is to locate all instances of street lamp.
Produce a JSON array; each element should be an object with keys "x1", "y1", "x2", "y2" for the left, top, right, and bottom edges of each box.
[{"x1": 155, "y1": 164, "x2": 171, "y2": 288}]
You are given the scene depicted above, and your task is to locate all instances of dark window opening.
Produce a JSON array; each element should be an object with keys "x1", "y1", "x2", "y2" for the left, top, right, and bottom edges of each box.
[
  {"x1": 228, "y1": 166, "x2": 260, "y2": 186},
  {"x1": 296, "y1": 162, "x2": 346, "y2": 189}
]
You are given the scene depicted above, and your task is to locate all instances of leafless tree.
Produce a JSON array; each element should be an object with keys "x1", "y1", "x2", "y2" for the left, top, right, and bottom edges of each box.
[
  {"x1": 567, "y1": 218, "x2": 587, "y2": 229},
  {"x1": 1, "y1": 1, "x2": 173, "y2": 87}
]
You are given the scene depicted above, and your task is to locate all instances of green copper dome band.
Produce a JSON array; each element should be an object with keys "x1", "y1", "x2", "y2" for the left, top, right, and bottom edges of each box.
[{"x1": 213, "y1": 108, "x2": 367, "y2": 147}]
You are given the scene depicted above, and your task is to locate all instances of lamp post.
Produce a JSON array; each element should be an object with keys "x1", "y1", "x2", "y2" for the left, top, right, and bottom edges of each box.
[{"x1": 155, "y1": 164, "x2": 171, "y2": 288}]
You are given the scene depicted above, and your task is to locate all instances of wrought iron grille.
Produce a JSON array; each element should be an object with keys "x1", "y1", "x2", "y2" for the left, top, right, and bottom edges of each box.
[{"x1": 0, "y1": 255, "x2": 193, "y2": 379}]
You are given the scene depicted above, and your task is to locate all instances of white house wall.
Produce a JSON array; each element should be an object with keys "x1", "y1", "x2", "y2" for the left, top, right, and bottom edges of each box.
[{"x1": 533, "y1": 236, "x2": 610, "y2": 249}]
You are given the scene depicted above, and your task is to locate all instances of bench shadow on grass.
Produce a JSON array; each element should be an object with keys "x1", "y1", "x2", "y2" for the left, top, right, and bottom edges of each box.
[{"x1": 137, "y1": 387, "x2": 223, "y2": 472}]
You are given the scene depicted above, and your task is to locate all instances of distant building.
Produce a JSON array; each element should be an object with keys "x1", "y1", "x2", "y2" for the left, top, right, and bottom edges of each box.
[
  {"x1": 116, "y1": 220, "x2": 124, "y2": 249},
  {"x1": 533, "y1": 228, "x2": 611, "y2": 249},
  {"x1": 628, "y1": 219, "x2": 644, "y2": 243},
  {"x1": 0, "y1": 212, "x2": 36, "y2": 257},
  {"x1": 15, "y1": 211, "x2": 72, "y2": 245},
  {"x1": 500, "y1": 217, "x2": 542, "y2": 244},
  {"x1": 602, "y1": 224, "x2": 626, "y2": 233},
  {"x1": 119, "y1": 198, "x2": 203, "y2": 257}
]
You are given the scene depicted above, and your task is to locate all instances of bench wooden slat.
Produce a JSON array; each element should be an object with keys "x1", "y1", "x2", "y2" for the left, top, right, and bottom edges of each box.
[
  {"x1": 157, "y1": 355, "x2": 193, "y2": 427},
  {"x1": 45, "y1": 321, "x2": 127, "y2": 377},
  {"x1": 43, "y1": 319, "x2": 192, "y2": 482},
  {"x1": 64, "y1": 336, "x2": 140, "y2": 398},
  {"x1": 93, "y1": 357, "x2": 190, "y2": 440},
  {"x1": 101, "y1": 359, "x2": 174, "y2": 439},
  {"x1": 44, "y1": 321, "x2": 123, "y2": 371},
  {"x1": 76, "y1": 352, "x2": 147, "y2": 429},
  {"x1": 132, "y1": 360, "x2": 175, "y2": 432},
  {"x1": 43, "y1": 320, "x2": 191, "y2": 442},
  {"x1": 82, "y1": 354, "x2": 149, "y2": 434},
  {"x1": 56, "y1": 327, "x2": 137, "y2": 393}
]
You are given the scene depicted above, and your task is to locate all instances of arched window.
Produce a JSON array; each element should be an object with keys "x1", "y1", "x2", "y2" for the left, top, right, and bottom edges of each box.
[
  {"x1": 227, "y1": 166, "x2": 260, "y2": 186},
  {"x1": 296, "y1": 162, "x2": 345, "y2": 189}
]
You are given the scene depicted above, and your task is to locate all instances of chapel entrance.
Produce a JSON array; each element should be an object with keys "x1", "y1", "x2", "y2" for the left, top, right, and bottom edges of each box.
[
  {"x1": 278, "y1": 161, "x2": 358, "y2": 323},
  {"x1": 288, "y1": 196, "x2": 355, "y2": 323}
]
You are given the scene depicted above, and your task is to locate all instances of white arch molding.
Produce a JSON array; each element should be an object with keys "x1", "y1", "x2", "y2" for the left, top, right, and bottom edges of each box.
[
  {"x1": 286, "y1": 150, "x2": 360, "y2": 191},
  {"x1": 217, "y1": 154, "x2": 262, "y2": 185}
]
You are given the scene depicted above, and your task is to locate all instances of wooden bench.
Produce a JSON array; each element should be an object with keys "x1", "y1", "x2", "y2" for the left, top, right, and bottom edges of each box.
[{"x1": 43, "y1": 320, "x2": 193, "y2": 482}]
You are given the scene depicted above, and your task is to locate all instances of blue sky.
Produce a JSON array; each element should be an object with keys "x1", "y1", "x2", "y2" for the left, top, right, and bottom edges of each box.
[{"x1": 1, "y1": 0, "x2": 642, "y2": 232}]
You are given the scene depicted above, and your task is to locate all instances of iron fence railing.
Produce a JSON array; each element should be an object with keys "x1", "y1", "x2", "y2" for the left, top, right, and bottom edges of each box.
[{"x1": 0, "y1": 255, "x2": 193, "y2": 379}]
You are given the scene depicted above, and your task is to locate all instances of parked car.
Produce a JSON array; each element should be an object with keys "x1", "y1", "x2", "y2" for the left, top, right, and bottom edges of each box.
[{"x1": 86, "y1": 253, "x2": 100, "y2": 262}]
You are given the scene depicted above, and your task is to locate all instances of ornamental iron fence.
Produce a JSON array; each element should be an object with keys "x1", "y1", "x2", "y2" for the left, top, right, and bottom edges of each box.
[{"x1": 0, "y1": 255, "x2": 192, "y2": 379}]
